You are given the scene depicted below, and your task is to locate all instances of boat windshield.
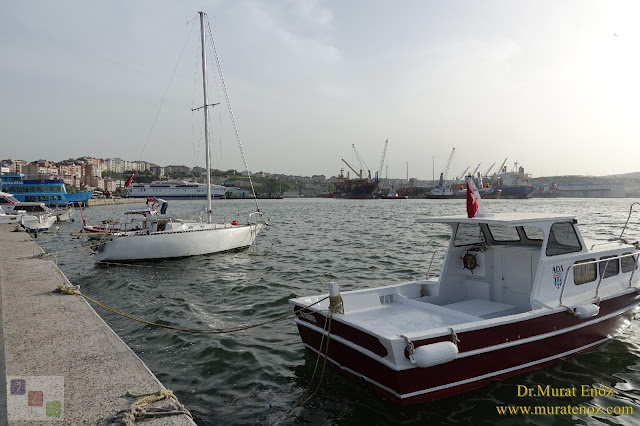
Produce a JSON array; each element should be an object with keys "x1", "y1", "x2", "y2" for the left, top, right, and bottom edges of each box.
[{"x1": 454, "y1": 222, "x2": 545, "y2": 247}]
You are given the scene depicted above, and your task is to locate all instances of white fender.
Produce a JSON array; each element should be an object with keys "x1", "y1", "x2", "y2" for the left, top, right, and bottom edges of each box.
[
  {"x1": 573, "y1": 303, "x2": 600, "y2": 319},
  {"x1": 414, "y1": 341, "x2": 458, "y2": 368}
]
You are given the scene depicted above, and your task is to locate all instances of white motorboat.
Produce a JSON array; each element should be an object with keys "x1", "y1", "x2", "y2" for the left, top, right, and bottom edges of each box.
[
  {"x1": 290, "y1": 178, "x2": 640, "y2": 403},
  {"x1": 0, "y1": 206, "x2": 57, "y2": 232},
  {"x1": 93, "y1": 12, "x2": 265, "y2": 262},
  {"x1": 0, "y1": 191, "x2": 74, "y2": 222}
]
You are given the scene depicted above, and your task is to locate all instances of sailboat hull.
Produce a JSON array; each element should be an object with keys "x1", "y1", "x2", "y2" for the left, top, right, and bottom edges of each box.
[{"x1": 95, "y1": 223, "x2": 263, "y2": 261}]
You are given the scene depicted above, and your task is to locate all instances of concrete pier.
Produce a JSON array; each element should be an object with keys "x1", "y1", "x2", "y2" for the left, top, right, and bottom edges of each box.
[{"x1": 0, "y1": 225, "x2": 196, "y2": 425}]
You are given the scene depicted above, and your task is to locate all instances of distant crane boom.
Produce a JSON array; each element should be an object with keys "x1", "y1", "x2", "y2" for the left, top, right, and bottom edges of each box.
[
  {"x1": 498, "y1": 157, "x2": 508, "y2": 174},
  {"x1": 376, "y1": 139, "x2": 388, "y2": 182},
  {"x1": 439, "y1": 147, "x2": 455, "y2": 187},
  {"x1": 483, "y1": 162, "x2": 496, "y2": 177},
  {"x1": 341, "y1": 158, "x2": 362, "y2": 179},
  {"x1": 458, "y1": 165, "x2": 470, "y2": 179},
  {"x1": 352, "y1": 144, "x2": 371, "y2": 179}
]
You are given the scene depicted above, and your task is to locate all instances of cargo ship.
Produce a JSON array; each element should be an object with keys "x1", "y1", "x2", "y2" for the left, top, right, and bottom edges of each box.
[
  {"x1": 497, "y1": 163, "x2": 535, "y2": 199},
  {"x1": 332, "y1": 170, "x2": 378, "y2": 199}
]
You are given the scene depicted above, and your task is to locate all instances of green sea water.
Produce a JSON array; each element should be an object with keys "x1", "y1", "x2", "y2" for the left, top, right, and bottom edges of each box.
[{"x1": 37, "y1": 197, "x2": 640, "y2": 425}]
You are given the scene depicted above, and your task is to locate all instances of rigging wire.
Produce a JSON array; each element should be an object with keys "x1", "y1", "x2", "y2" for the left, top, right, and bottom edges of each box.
[
  {"x1": 204, "y1": 14, "x2": 261, "y2": 213},
  {"x1": 137, "y1": 19, "x2": 197, "y2": 162}
]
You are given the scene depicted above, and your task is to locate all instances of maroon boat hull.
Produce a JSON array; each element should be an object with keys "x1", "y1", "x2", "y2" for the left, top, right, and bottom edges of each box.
[{"x1": 293, "y1": 290, "x2": 640, "y2": 404}]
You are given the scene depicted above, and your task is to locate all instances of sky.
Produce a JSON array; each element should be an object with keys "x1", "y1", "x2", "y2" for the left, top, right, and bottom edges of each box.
[{"x1": 2, "y1": 0, "x2": 640, "y2": 181}]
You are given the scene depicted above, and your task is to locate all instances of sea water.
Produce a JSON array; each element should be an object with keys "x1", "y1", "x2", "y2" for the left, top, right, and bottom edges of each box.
[{"x1": 37, "y1": 198, "x2": 640, "y2": 425}]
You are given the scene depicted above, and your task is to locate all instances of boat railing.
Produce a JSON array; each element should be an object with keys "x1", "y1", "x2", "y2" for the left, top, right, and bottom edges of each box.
[
  {"x1": 558, "y1": 251, "x2": 640, "y2": 309},
  {"x1": 249, "y1": 211, "x2": 263, "y2": 225},
  {"x1": 426, "y1": 250, "x2": 445, "y2": 279}
]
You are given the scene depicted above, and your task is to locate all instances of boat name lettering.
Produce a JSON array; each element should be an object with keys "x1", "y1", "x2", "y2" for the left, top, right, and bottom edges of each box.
[
  {"x1": 552, "y1": 265, "x2": 564, "y2": 289},
  {"x1": 299, "y1": 311, "x2": 317, "y2": 323}
]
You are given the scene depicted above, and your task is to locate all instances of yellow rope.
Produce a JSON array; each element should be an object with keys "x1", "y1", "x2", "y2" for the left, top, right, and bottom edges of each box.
[
  {"x1": 125, "y1": 389, "x2": 177, "y2": 408},
  {"x1": 55, "y1": 284, "x2": 329, "y2": 334}
]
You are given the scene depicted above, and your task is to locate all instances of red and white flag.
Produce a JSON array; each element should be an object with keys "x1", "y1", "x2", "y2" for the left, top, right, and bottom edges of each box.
[
  {"x1": 466, "y1": 181, "x2": 478, "y2": 218},
  {"x1": 466, "y1": 176, "x2": 485, "y2": 218},
  {"x1": 125, "y1": 171, "x2": 135, "y2": 188}
]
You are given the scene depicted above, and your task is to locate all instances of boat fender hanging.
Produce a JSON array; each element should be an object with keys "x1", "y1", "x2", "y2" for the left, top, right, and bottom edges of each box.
[
  {"x1": 413, "y1": 341, "x2": 458, "y2": 368},
  {"x1": 231, "y1": 220, "x2": 238, "y2": 226},
  {"x1": 573, "y1": 303, "x2": 600, "y2": 319}
]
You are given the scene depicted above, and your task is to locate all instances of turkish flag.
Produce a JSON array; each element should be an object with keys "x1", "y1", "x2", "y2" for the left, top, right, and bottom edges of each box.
[
  {"x1": 125, "y1": 172, "x2": 135, "y2": 187},
  {"x1": 466, "y1": 182, "x2": 478, "y2": 218}
]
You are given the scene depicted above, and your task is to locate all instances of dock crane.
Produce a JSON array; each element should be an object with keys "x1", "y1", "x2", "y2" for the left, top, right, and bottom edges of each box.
[
  {"x1": 437, "y1": 147, "x2": 455, "y2": 188},
  {"x1": 471, "y1": 163, "x2": 482, "y2": 177},
  {"x1": 375, "y1": 139, "x2": 388, "y2": 182},
  {"x1": 498, "y1": 157, "x2": 508, "y2": 174},
  {"x1": 457, "y1": 165, "x2": 470, "y2": 180},
  {"x1": 341, "y1": 158, "x2": 363, "y2": 179},
  {"x1": 483, "y1": 162, "x2": 496, "y2": 178},
  {"x1": 352, "y1": 144, "x2": 371, "y2": 180}
]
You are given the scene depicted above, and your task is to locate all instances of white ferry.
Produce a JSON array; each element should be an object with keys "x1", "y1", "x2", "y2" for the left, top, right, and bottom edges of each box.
[{"x1": 127, "y1": 180, "x2": 229, "y2": 199}]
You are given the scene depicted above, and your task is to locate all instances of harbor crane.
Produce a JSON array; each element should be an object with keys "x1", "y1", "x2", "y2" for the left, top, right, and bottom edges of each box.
[
  {"x1": 352, "y1": 144, "x2": 371, "y2": 180},
  {"x1": 483, "y1": 162, "x2": 496, "y2": 178},
  {"x1": 375, "y1": 139, "x2": 388, "y2": 182},
  {"x1": 457, "y1": 165, "x2": 470, "y2": 180},
  {"x1": 341, "y1": 158, "x2": 363, "y2": 179},
  {"x1": 437, "y1": 147, "x2": 455, "y2": 188},
  {"x1": 498, "y1": 157, "x2": 508, "y2": 174}
]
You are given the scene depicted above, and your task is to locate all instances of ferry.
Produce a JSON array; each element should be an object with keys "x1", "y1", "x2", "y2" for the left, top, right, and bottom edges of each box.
[
  {"x1": 0, "y1": 174, "x2": 93, "y2": 206},
  {"x1": 127, "y1": 180, "x2": 229, "y2": 199}
]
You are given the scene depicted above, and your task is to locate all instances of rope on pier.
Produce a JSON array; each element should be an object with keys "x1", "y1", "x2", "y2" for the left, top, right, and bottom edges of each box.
[
  {"x1": 108, "y1": 389, "x2": 193, "y2": 425},
  {"x1": 54, "y1": 284, "x2": 328, "y2": 334}
]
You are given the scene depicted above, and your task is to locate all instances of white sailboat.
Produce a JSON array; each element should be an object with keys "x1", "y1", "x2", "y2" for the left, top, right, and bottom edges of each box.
[{"x1": 94, "y1": 12, "x2": 265, "y2": 262}]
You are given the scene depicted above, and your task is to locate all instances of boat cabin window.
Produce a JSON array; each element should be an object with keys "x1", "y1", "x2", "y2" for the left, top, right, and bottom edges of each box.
[
  {"x1": 453, "y1": 223, "x2": 483, "y2": 246},
  {"x1": 621, "y1": 253, "x2": 638, "y2": 273},
  {"x1": 487, "y1": 224, "x2": 520, "y2": 242},
  {"x1": 574, "y1": 259, "x2": 597, "y2": 285},
  {"x1": 546, "y1": 222, "x2": 582, "y2": 256},
  {"x1": 523, "y1": 226, "x2": 544, "y2": 241},
  {"x1": 599, "y1": 255, "x2": 619, "y2": 279}
]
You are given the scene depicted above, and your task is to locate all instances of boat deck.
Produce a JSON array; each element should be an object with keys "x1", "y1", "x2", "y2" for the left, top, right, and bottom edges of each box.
[{"x1": 340, "y1": 295, "x2": 519, "y2": 339}]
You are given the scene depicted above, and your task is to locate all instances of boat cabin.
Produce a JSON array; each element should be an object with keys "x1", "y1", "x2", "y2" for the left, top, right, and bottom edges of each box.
[{"x1": 413, "y1": 212, "x2": 638, "y2": 316}]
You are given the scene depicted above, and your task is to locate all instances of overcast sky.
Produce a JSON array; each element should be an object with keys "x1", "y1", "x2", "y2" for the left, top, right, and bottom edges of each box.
[{"x1": 2, "y1": 1, "x2": 639, "y2": 180}]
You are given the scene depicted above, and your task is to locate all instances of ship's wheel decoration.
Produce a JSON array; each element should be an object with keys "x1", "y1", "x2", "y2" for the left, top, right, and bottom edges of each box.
[{"x1": 461, "y1": 251, "x2": 479, "y2": 273}]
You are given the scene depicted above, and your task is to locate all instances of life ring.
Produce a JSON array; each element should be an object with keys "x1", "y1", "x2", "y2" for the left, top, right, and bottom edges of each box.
[
  {"x1": 40, "y1": 180, "x2": 44, "y2": 183},
  {"x1": 461, "y1": 251, "x2": 478, "y2": 273}
]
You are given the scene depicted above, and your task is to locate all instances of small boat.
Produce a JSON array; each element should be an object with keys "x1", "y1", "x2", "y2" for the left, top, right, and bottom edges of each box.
[
  {"x1": 380, "y1": 189, "x2": 408, "y2": 199},
  {"x1": 0, "y1": 206, "x2": 57, "y2": 232},
  {"x1": 0, "y1": 174, "x2": 93, "y2": 206},
  {"x1": 79, "y1": 207, "x2": 155, "y2": 239},
  {"x1": 289, "y1": 178, "x2": 640, "y2": 403},
  {"x1": 93, "y1": 11, "x2": 264, "y2": 262},
  {"x1": 0, "y1": 191, "x2": 74, "y2": 222}
]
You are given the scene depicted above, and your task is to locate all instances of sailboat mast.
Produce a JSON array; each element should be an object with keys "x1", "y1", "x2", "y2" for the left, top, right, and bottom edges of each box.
[{"x1": 199, "y1": 11, "x2": 213, "y2": 223}]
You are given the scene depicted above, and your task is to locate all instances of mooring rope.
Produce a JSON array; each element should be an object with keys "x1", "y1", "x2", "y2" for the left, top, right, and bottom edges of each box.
[
  {"x1": 108, "y1": 389, "x2": 193, "y2": 425},
  {"x1": 55, "y1": 284, "x2": 328, "y2": 334},
  {"x1": 286, "y1": 299, "x2": 341, "y2": 418}
]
